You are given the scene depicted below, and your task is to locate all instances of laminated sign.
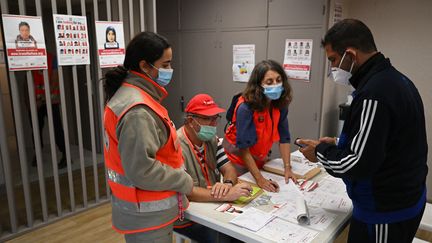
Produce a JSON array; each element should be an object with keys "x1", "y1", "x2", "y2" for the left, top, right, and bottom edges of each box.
[{"x1": 2, "y1": 14, "x2": 48, "y2": 71}]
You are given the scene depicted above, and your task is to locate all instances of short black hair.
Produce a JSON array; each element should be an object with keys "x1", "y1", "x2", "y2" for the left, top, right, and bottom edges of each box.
[
  {"x1": 322, "y1": 19, "x2": 377, "y2": 55},
  {"x1": 18, "y1": 21, "x2": 30, "y2": 29}
]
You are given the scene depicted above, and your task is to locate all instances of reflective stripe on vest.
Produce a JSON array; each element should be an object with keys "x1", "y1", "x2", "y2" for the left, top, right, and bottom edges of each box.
[
  {"x1": 32, "y1": 53, "x2": 60, "y2": 102},
  {"x1": 107, "y1": 168, "x2": 179, "y2": 213},
  {"x1": 224, "y1": 97, "x2": 280, "y2": 168}
]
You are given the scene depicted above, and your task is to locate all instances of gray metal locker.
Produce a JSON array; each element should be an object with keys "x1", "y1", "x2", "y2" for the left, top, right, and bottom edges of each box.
[
  {"x1": 267, "y1": 27, "x2": 326, "y2": 140},
  {"x1": 157, "y1": 0, "x2": 180, "y2": 32},
  {"x1": 178, "y1": 31, "x2": 221, "y2": 123},
  {"x1": 179, "y1": 0, "x2": 219, "y2": 30},
  {"x1": 220, "y1": 0, "x2": 268, "y2": 28},
  {"x1": 268, "y1": 0, "x2": 326, "y2": 26}
]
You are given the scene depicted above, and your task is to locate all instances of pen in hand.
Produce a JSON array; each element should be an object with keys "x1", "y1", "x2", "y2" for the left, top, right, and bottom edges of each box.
[{"x1": 269, "y1": 179, "x2": 280, "y2": 192}]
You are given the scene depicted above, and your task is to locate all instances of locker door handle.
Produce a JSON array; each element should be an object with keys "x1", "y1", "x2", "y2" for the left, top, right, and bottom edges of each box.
[{"x1": 180, "y1": 96, "x2": 185, "y2": 112}]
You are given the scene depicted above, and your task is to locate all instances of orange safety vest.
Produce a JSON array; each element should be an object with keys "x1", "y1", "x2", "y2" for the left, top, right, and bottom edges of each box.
[
  {"x1": 224, "y1": 97, "x2": 280, "y2": 169},
  {"x1": 104, "y1": 81, "x2": 185, "y2": 234},
  {"x1": 32, "y1": 53, "x2": 60, "y2": 104}
]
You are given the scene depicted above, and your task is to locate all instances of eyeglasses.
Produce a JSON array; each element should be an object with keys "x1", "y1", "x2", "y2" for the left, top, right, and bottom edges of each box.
[{"x1": 192, "y1": 115, "x2": 221, "y2": 123}]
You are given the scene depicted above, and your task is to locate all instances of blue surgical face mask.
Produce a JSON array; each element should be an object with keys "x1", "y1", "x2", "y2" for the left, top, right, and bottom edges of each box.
[
  {"x1": 150, "y1": 64, "x2": 173, "y2": 87},
  {"x1": 262, "y1": 83, "x2": 284, "y2": 100}
]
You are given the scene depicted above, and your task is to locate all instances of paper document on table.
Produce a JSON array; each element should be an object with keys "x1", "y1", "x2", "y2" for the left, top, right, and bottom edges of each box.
[
  {"x1": 296, "y1": 197, "x2": 310, "y2": 225},
  {"x1": 307, "y1": 207, "x2": 337, "y2": 231},
  {"x1": 267, "y1": 179, "x2": 302, "y2": 204},
  {"x1": 257, "y1": 218, "x2": 318, "y2": 243},
  {"x1": 315, "y1": 175, "x2": 346, "y2": 195},
  {"x1": 305, "y1": 191, "x2": 352, "y2": 213},
  {"x1": 238, "y1": 170, "x2": 285, "y2": 185},
  {"x1": 272, "y1": 196, "x2": 310, "y2": 225},
  {"x1": 229, "y1": 207, "x2": 274, "y2": 232},
  {"x1": 291, "y1": 150, "x2": 306, "y2": 163}
]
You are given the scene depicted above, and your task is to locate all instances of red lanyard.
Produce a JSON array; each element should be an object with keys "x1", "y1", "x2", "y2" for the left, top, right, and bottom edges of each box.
[
  {"x1": 182, "y1": 127, "x2": 212, "y2": 188},
  {"x1": 177, "y1": 193, "x2": 184, "y2": 221}
]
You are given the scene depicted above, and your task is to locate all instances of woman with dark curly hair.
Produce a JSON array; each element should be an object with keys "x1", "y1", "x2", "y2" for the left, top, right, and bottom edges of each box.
[{"x1": 224, "y1": 59, "x2": 297, "y2": 192}]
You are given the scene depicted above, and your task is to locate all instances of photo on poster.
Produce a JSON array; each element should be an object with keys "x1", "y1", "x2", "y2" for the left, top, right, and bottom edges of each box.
[
  {"x1": 95, "y1": 21, "x2": 125, "y2": 68},
  {"x1": 1, "y1": 14, "x2": 47, "y2": 71},
  {"x1": 53, "y1": 14, "x2": 90, "y2": 66}
]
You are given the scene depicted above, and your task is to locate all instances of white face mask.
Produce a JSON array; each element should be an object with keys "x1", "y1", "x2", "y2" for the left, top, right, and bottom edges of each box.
[{"x1": 331, "y1": 52, "x2": 355, "y2": 86}]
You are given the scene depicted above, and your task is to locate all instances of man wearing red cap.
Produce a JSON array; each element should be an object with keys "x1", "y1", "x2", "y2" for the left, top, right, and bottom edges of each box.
[{"x1": 174, "y1": 94, "x2": 252, "y2": 242}]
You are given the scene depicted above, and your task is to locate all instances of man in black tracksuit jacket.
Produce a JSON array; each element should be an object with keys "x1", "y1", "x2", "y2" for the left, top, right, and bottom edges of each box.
[{"x1": 299, "y1": 19, "x2": 428, "y2": 243}]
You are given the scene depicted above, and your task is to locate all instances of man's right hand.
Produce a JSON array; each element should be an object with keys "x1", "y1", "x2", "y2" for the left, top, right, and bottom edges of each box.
[
  {"x1": 319, "y1": 136, "x2": 337, "y2": 145},
  {"x1": 298, "y1": 139, "x2": 319, "y2": 162},
  {"x1": 224, "y1": 183, "x2": 252, "y2": 201}
]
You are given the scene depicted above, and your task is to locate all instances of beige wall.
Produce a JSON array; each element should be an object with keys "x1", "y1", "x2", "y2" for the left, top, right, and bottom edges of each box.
[{"x1": 321, "y1": 0, "x2": 432, "y2": 201}]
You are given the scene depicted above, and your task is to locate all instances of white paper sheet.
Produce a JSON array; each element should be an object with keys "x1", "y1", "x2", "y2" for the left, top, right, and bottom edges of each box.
[
  {"x1": 2, "y1": 14, "x2": 48, "y2": 71},
  {"x1": 257, "y1": 218, "x2": 319, "y2": 243},
  {"x1": 272, "y1": 197, "x2": 310, "y2": 225},
  {"x1": 95, "y1": 21, "x2": 125, "y2": 68},
  {"x1": 229, "y1": 207, "x2": 274, "y2": 232},
  {"x1": 267, "y1": 178, "x2": 302, "y2": 204},
  {"x1": 232, "y1": 44, "x2": 255, "y2": 82},
  {"x1": 291, "y1": 150, "x2": 308, "y2": 163},
  {"x1": 53, "y1": 14, "x2": 90, "y2": 66},
  {"x1": 304, "y1": 191, "x2": 352, "y2": 213},
  {"x1": 307, "y1": 207, "x2": 337, "y2": 231},
  {"x1": 238, "y1": 170, "x2": 285, "y2": 185},
  {"x1": 283, "y1": 39, "x2": 313, "y2": 81},
  {"x1": 316, "y1": 175, "x2": 346, "y2": 195}
]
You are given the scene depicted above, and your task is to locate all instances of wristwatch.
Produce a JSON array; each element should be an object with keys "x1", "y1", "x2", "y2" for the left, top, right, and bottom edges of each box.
[{"x1": 223, "y1": 180, "x2": 234, "y2": 186}]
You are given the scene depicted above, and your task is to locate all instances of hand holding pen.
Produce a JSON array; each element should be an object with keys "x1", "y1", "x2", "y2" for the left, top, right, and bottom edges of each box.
[{"x1": 257, "y1": 177, "x2": 279, "y2": 192}]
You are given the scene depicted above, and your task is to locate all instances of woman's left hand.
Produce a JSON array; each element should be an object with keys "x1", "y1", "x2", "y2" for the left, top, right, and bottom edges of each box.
[{"x1": 284, "y1": 168, "x2": 298, "y2": 184}]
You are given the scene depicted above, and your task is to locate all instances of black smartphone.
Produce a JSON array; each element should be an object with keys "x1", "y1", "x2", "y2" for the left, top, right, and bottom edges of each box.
[{"x1": 294, "y1": 138, "x2": 306, "y2": 148}]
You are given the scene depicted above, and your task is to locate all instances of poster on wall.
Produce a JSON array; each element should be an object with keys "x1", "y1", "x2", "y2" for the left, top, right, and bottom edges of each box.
[
  {"x1": 232, "y1": 44, "x2": 255, "y2": 82},
  {"x1": 1, "y1": 14, "x2": 47, "y2": 71},
  {"x1": 53, "y1": 14, "x2": 90, "y2": 66},
  {"x1": 333, "y1": 1, "x2": 343, "y2": 25},
  {"x1": 95, "y1": 21, "x2": 125, "y2": 68},
  {"x1": 283, "y1": 39, "x2": 313, "y2": 81}
]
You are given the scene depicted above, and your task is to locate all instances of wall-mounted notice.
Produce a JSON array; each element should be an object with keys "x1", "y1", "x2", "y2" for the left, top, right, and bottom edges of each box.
[
  {"x1": 283, "y1": 39, "x2": 313, "y2": 81},
  {"x1": 333, "y1": 1, "x2": 343, "y2": 25},
  {"x1": 2, "y1": 14, "x2": 47, "y2": 71},
  {"x1": 53, "y1": 14, "x2": 90, "y2": 66},
  {"x1": 232, "y1": 44, "x2": 255, "y2": 82},
  {"x1": 95, "y1": 21, "x2": 125, "y2": 68}
]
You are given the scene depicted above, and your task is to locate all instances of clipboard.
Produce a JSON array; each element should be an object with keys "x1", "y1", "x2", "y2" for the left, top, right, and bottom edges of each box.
[
  {"x1": 232, "y1": 184, "x2": 263, "y2": 206},
  {"x1": 263, "y1": 159, "x2": 321, "y2": 180}
]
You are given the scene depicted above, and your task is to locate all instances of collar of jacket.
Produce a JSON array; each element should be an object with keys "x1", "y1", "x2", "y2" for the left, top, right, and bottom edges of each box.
[
  {"x1": 349, "y1": 52, "x2": 391, "y2": 90},
  {"x1": 127, "y1": 70, "x2": 168, "y2": 102}
]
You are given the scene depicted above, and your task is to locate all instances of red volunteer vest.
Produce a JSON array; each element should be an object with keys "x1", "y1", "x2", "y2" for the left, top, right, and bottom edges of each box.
[
  {"x1": 104, "y1": 81, "x2": 183, "y2": 232},
  {"x1": 32, "y1": 53, "x2": 60, "y2": 103},
  {"x1": 224, "y1": 97, "x2": 280, "y2": 169}
]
